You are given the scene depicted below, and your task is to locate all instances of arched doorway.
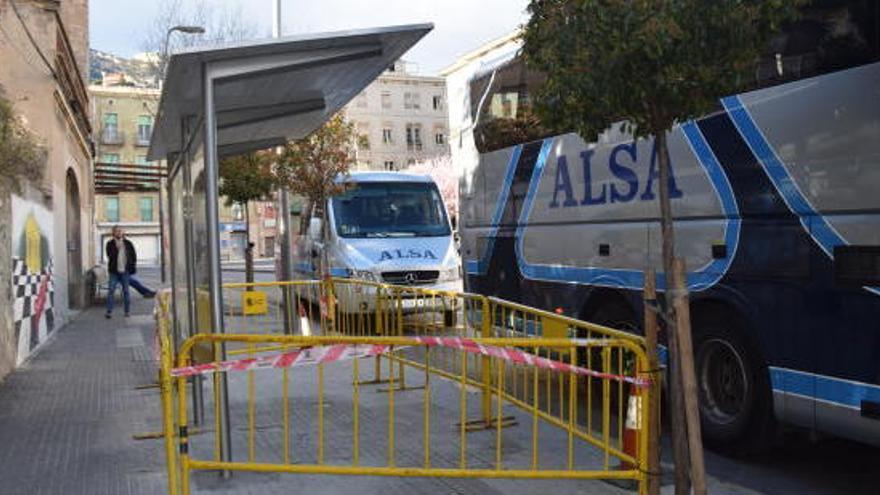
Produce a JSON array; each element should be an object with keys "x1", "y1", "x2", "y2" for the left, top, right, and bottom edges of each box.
[{"x1": 65, "y1": 169, "x2": 83, "y2": 309}]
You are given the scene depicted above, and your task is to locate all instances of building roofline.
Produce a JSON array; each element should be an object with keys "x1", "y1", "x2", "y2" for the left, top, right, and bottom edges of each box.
[
  {"x1": 88, "y1": 85, "x2": 162, "y2": 97},
  {"x1": 439, "y1": 29, "x2": 522, "y2": 76},
  {"x1": 376, "y1": 73, "x2": 446, "y2": 84}
]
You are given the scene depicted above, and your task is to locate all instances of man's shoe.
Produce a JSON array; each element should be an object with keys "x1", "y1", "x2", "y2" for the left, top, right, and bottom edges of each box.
[
  {"x1": 105, "y1": 312, "x2": 112, "y2": 319},
  {"x1": 145, "y1": 292, "x2": 156, "y2": 299},
  {"x1": 125, "y1": 312, "x2": 131, "y2": 318}
]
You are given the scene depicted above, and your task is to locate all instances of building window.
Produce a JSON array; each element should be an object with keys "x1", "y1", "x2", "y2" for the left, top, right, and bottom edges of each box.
[
  {"x1": 435, "y1": 132, "x2": 446, "y2": 146},
  {"x1": 381, "y1": 92, "x2": 391, "y2": 109},
  {"x1": 106, "y1": 197, "x2": 119, "y2": 223},
  {"x1": 382, "y1": 127, "x2": 393, "y2": 144},
  {"x1": 432, "y1": 95, "x2": 443, "y2": 110},
  {"x1": 136, "y1": 115, "x2": 152, "y2": 146},
  {"x1": 263, "y1": 236, "x2": 275, "y2": 257},
  {"x1": 404, "y1": 92, "x2": 421, "y2": 110},
  {"x1": 102, "y1": 153, "x2": 120, "y2": 164},
  {"x1": 406, "y1": 123, "x2": 422, "y2": 151},
  {"x1": 407, "y1": 158, "x2": 416, "y2": 166},
  {"x1": 135, "y1": 155, "x2": 150, "y2": 165},
  {"x1": 357, "y1": 123, "x2": 370, "y2": 150},
  {"x1": 102, "y1": 113, "x2": 119, "y2": 143},
  {"x1": 501, "y1": 95, "x2": 513, "y2": 117},
  {"x1": 384, "y1": 160, "x2": 395, "y2": 171},
  {"x1": 140, "y1": 197, "x2": 154, "y2": 222},
  {"x1": 231, "y1": 203, "x2": 244, "y2": 221}
]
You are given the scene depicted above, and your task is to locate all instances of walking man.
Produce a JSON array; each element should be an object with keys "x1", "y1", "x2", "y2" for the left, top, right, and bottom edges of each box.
[{"x1": 105, "y1": 226, "x2": 154, "y2": 318}]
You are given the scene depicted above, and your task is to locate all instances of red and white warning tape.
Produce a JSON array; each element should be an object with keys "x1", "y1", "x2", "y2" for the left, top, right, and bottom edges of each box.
[
  {"x1": 170, "y1": 344, "x2": 391, "y2": 378},
  {"x1": 415, "y1": 337, "x2": 650, "y2": 388},
  {"x1": 170, "y1": 336, "x2": 650, "y2": 388}
]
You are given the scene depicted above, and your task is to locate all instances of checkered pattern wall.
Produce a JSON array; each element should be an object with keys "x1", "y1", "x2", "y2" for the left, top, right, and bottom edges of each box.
[{"x1": 12, "y1": 258, "x2": 55, "y2": 354}]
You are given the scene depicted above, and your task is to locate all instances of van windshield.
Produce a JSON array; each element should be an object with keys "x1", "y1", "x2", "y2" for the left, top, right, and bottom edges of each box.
[{"x1": 332, "y1": 182, "x2": 451, "y2": 238}]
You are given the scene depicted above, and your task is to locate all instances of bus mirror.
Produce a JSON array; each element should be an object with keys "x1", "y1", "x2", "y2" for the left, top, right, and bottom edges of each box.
[{"x1": 308, "y1": 217, "x2": 323, "y2": 240}]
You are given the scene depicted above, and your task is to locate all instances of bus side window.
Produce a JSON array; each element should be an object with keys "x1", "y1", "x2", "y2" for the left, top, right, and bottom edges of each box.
[{"x1": 834, "y1": 246, "x2": 880, "y2": 288}]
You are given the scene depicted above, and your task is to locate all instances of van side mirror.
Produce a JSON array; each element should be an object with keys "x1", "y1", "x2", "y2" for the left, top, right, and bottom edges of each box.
[{"x1": 308, "y1": 217, "x2": 323, "y2": 240}]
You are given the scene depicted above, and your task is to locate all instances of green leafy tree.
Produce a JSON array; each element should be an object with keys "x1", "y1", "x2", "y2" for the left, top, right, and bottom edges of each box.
[
  {"x1": 522, "y1": 1, "x2": 802, "y2": 493},
  {"x1": 0, "y1": 90, "x2": 46, "y2": 192},
  {"x1": 274, "y1": 113, "x2": 358, "y2": 276},
  {"x1": 219, "y1": 151, "x2": 276, "y2": 285}
]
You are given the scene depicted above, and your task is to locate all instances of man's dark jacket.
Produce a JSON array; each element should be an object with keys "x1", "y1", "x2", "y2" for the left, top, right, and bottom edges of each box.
[{"x1": 106, "y1": 238, "x2": 137, "y2": 275}]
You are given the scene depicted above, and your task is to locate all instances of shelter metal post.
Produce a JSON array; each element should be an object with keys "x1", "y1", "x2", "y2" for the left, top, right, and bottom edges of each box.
[
  {"x1": 274, "y1": 0, "x2": 295, "y2": 335},
  {"x1": 203, "y1": 67, "x2": 233, "y2": 469},
  {"x1": 279, "y1": 189, "x2": 294, "y2": 335}
]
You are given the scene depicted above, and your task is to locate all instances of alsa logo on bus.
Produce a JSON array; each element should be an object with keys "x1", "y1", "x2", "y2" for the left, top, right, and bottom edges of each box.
[
  {"x1": 379, "y1": 249, "x2": 438, "y2": 262},
  {"x1": 549, "y1": 141, "x2": 683, "y2": 208}
]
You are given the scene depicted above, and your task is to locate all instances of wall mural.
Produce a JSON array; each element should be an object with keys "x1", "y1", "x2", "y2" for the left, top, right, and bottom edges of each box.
[{"x1": 11, "y1": 194, "x2": 55, "y2": 365}]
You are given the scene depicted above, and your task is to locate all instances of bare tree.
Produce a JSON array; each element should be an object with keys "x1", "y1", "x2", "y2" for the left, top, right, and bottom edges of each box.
[
  {"x1": 274, "y1": 114, "x2": 359, "y2": 277},
  {"x1": 141, "y1": 0, "x2": 259, "y2": 85}
]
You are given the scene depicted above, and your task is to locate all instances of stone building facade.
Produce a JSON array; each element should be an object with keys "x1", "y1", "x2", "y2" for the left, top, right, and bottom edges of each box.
[
  {"x1": 345, "y1": 60, "x2": 450, "y2": 171},
  {"x1": 89, "y1": 84, "x2": 163, "y2": 265},
  {"x1": 0, "y1": 0, "x2": 92, "y2": 380}
]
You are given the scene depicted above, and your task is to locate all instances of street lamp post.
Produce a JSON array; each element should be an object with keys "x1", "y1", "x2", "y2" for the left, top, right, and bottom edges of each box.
[
  {"x1": 273, "y1": 0, "x2": 297, "y2": 335},
  {"x1": 158, "y1": 25, "x2": 205, "y2": 285},
  {"x1": 163, "y1": 25, "x2": 205, "y2": 79}
]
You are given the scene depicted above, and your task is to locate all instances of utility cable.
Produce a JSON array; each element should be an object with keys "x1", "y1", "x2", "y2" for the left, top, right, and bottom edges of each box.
[{"x1": 8, "y1": 0, "x2": 58, "y2": 81}]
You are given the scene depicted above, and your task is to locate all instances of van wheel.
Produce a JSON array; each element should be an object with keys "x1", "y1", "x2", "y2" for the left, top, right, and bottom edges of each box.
[{"x1": 693, "y1": 309, "x2": 773, "y2": 454}]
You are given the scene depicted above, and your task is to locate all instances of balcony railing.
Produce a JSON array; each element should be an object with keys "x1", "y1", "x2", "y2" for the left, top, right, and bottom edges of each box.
[{"x1": 101, "y1": 128, "x2": 124, "y2": 145}]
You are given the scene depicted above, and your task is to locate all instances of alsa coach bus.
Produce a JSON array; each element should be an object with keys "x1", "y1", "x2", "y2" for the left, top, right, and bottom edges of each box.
[{"x1": 458, "y1": 3, "x2": 880, "y2": 450}]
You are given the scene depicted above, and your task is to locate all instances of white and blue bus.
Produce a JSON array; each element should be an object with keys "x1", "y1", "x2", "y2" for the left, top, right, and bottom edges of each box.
[{"x1": 458, "y1": 1, "x2": 880, "y2": 450}]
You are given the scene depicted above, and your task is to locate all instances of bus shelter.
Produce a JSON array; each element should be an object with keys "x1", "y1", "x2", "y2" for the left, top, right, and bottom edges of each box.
[{"x1": 147, "y1": 24, "x2": 432, "y2": 462}]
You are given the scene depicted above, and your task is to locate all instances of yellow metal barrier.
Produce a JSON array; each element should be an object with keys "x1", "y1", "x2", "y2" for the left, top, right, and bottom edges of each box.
[
  {"x1": 156, "y1": 290, "x2": 180, "y2": 495},
  {"x1": 220, "y1": 280, "x2": 327, "y2": 337},
  {"x1": 158, "y1": 278, "x2": 654, "y2": 494}
]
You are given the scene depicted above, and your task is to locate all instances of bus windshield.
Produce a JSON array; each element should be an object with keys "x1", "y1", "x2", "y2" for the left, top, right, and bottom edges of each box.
[{"x1": 331, "y1": 182, "x2": 451, "y2": 238}]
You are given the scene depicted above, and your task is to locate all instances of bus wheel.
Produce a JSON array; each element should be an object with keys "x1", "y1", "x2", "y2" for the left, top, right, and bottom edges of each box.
[{"x1": 693, "y1": 309, "x2": 773, "y2": 453}]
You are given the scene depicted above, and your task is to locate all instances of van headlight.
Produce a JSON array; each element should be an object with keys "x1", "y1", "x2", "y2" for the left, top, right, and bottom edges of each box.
[
  {"x1": 349, "y1": 269, "x2": 376, "y2": 281},
  {"x1": 439, "y1": 266, "x2": 460, "y2": 282}
]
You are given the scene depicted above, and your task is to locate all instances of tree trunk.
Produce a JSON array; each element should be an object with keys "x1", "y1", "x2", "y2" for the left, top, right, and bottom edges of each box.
[
  {"x1": 244, "y1": 202, "x2": 254, "y2": 290},
  {"x1": 671, "y1": 258, "x2": 707, "y2": 495},
  {"x1": 320, "y1": 197, "x2": 331, "y2": 279},
  {"x1": 643, "y1": 268, "x2": 662, "y2": 495},
  {"x1": 656, "y1": 132, "x2": 691, "y2": 494}
]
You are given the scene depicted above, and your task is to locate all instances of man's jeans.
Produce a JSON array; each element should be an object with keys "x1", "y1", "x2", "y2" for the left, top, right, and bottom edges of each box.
[
  {"x1": 129, "y1": 276, "x2": 155, "y2": 297},
  {"x1": 107, "y1": 272, "x2": 131, "y2": 315}
]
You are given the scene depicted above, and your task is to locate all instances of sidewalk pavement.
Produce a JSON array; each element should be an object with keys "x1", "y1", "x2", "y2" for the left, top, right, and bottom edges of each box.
[
  {"x1": 0, "y1": 268, "x2": 633, "y2": 495},
  {"x1": 0, "y1": 268, "x2": 167, "y2": 494}
]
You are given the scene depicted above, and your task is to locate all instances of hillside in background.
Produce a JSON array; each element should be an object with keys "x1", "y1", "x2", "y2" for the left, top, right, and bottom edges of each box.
[{"x1": 89, "y1": 49, "x2": 157, "y2": 88}]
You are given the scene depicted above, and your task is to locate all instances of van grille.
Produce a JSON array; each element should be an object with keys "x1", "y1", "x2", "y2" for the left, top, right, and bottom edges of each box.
[{"x1": 381, "y1": 270, "x2": 439, "y2": 285}]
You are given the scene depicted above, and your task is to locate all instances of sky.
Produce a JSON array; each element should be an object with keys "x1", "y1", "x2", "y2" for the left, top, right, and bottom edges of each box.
[{"x1": 89, "y1": 0, "x2": 529, "y2": 75}]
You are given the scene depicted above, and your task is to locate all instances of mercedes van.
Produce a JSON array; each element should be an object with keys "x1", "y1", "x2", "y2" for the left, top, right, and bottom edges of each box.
[{"x1": 290, "y1": 172, "x2": 462, "y2": 312}]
